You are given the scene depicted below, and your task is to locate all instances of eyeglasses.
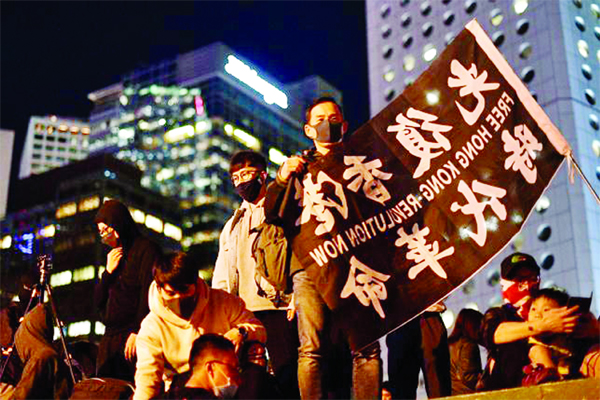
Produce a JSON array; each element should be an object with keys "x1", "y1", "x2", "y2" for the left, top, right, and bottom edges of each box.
[
  {"x1": 231, "y1": 169, "x2": 260, "y2": 186},
  {"x1": 98, "y1": 226, "x2": 114, "y2": 237}
]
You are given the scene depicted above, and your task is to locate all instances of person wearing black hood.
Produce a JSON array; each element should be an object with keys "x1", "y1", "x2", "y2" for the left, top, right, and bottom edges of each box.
[{"x1": 94, "y1": 199, "x2": 161, "y2": 382}]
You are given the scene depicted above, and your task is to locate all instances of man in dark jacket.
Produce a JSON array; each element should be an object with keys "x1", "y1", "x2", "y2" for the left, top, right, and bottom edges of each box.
[{"x1": 94, "y1": 200, "x2": 161, "y2": 382}]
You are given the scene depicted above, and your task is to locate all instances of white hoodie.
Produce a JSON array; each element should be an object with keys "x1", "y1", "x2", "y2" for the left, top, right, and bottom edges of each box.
[{"x1": 133, "y1": 278, "x2": 266, "y2": 400}]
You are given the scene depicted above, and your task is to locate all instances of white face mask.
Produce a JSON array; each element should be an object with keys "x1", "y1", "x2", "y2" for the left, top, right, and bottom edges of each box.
[
  {"x1": 160, "y1": 286, "x2": 197, "y2": 319},
  {"x1": 210, "y1": 367, "x2": 239, "y2": 399}
]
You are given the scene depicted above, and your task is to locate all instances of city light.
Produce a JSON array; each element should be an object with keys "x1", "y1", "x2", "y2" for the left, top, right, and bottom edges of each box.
[
  {"x1": 51, "y1": 270, "x2": 72, "y2": 287},
  {"x1": 233, "y1": 128, "x2": 260, "y2": 150},
  {"x1": 513, "y1": 0, "x2": 528, "y2": 15},
  {"x1": 39, "y1": 225, "x2": 56, "y2": 238},
  {"x1": 224, "y1": 55, "x2": 288, "y2": 109},
  {"x1": 1, "y1": 235, "x2": 11, "y2": 249},
  {"x1": 145, "y1": 214, "x2": 164, "y2": 233},
  {"x1": 164, "y1": 223, "x2": 183, "y2": 241},
  {"x1": 68, "y1": 321, "x2": 91, "y2": 337},
  {"x1": 269, "y1": 148, "x2": 288, "y2": 165},
  {"x1": 129, "y1": 207, "x2": 146, "y2": 224},
  {"x1": 56, "y1": 202, "x2": 77, "y2": 219},
  {"x1": 195, "y1": 120, "x2": 212, "y2": 134},
  {"x1": 73, "y1": 266, "x2": 95, "y2": 282},
  {"x1": 164, "y1": 125, "x2": 195, "y2": 143},
  {"x1": 425, "y1": 90, "x2": 440, "y2": 105},
  {"x1": 79, "y1": 195, "x2": 100, "y2": 212}
]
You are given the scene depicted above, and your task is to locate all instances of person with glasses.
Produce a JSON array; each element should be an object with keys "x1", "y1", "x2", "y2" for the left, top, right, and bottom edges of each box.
[
  {"x1": 212, "y1": 150, "x2": 299, "y2": 398},
  {"x1": 93, "y1": 200, "x2": 162, "y2": 382},
  {"x1": 133, "y1": 252, "x2": 265, "y2": 400},
  {"x1": 479, "y1": 252, "x2": 579, "y2": 390},
  {"x1": 167, "y1": 334, "x2": 241, "y2": 399}
]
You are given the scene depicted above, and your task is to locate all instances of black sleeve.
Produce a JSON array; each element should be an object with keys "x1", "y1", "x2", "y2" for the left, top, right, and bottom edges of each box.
[
  {"x1": 93, "y1": 264, "x2": 119, "y2": 322},
  {"x1": 264, "y1": 175, "x2": 292, "y2": 225},
  {"x1": 132, "y1": 240, "x2": 161, "y2": 332},
  {"x1": 481, "y1": 307, "x2": 505, "y2": 350}
]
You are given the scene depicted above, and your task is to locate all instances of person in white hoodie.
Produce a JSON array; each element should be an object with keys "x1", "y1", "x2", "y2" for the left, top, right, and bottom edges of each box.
[{"x1": 134, "y1": 251, "x2": 266, "y2": 400}]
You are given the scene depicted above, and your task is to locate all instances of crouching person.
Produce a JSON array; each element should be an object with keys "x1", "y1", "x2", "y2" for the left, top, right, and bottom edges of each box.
[{"x1": 133, "y1": 252, "x2": 266, "y2": 400}]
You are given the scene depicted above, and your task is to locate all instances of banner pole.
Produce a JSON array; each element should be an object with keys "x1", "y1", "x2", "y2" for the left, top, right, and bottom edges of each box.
[{"x1": 569, "y1": 155, "x2": 600, "y2": 206}]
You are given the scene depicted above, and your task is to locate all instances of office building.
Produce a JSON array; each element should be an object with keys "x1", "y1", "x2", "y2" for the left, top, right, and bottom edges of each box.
[
  {"x1": 0, "y1": 129, "x2": 14, "y2": 218},
  {"x1": 366, "y1": 0, "x2": 600, "y2": 320},
  {"x1": 19, "y1": 115, "x2": 90, "y2": 179},
  {"x1": 0, "y1": 154, "x2": 182, "y2": 342},
  {"x1": 87, "y1": 42, "x2": 341, "y2": 250}
]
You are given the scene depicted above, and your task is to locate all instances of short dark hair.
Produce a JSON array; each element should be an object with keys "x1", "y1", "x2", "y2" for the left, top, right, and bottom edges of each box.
[
  {"x1": 153, "y1": 252, "x2": 198, "y2": 293},
  {"x1": 189, "y1": 334, "x2": 236, "y2": 369},
  {"x1": 532, "y1": 288, "x2": 569, "y2": 307},
  {"x1": 304, "y1": 96, "x2": 343, "y2": 124},
  {"x1": 448, "y1": 308, "x2": 483, "y2": 344},
  {"x1": 229, "y1": 150, "x2": 267, "y2": 175},
  {"x1": 500, "y1": 252, "x2": 540, "y2": 280}
]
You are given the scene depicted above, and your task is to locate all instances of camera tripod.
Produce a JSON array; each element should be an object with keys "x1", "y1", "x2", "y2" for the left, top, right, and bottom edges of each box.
[{"x1": 0, "y1": 254, "x2": 78, "y2": 385}]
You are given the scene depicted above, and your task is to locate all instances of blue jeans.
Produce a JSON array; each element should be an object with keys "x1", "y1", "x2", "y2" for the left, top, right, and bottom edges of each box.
[{"x1": 294, "y1": 270, "x2": 381, "y2": 400}]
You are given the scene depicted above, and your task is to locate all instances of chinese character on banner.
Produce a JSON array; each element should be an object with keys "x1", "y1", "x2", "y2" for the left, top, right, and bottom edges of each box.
[
  {"x1": 343, "y1": 155, "x2": 393, "y2": 205},
  {"x1": 450, "y1": 180, "x2": 508, "y2": 246},
  {"x1": 387, "y1": 108, "x2": 453, "y2": 178},
  {"x1": 295, "y1": 171, "x2": 349, "y2": 236},
  {"x1": 448, "y1": 60, "x2": 500, "y2": 126},
  {"x1": 395, "y1": 223, "x2": 454, "y2": 280},
  {"x1": 340, "y1": 256, "x2": 391, "y2": 319},
  {"x1": 502, "y1": 124, "x2": 542, "y2": 184}
]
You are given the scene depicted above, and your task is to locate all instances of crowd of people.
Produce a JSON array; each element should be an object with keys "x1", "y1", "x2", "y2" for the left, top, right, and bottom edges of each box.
[{"x1": 1, "y1": 98, "x2": 599, "y2": 400}]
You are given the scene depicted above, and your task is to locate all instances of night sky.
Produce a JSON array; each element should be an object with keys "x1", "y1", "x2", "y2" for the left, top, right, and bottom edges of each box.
[{"x1": 1, "y1": 1, "x2": 369, "y2": 185}]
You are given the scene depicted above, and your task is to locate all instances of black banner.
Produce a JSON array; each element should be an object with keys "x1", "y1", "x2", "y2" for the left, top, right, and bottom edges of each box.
[{"x1": 289, "y1": 20, "x2": 568, "y2": 351}]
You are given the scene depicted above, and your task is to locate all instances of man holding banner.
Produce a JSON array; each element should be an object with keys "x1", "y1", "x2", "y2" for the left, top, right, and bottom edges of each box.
[{"x1": 265, "y1": 97, "x2": 382, "y2": 400}]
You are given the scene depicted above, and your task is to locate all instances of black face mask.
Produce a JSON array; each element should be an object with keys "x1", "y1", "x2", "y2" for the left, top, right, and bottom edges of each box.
[{"x1": 234, "y1": 175, "x2": 264, "y2": 203}]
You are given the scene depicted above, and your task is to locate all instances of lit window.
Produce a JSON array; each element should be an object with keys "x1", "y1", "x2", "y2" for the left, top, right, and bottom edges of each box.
[
  {"x1": 490, "y1": 9, "x2": 504, "y2": 26},
  {"x1": 1, "y1": 236, "x2": 11, "y2": 249},
  {"x1": 403, "y1": 55, "x2": 416, "y2": 71},
  {"x1": 590, "y1": 114, "x2": 599, "y2": 130},
  {"x1": 513, "y1": 0, "x2": 528, "y2": 14},
  {"x1": 164, "y1": 223, "x2": 183, "y2": 241},
  {"x1": 73, "y1": 266, "x2": 95, "y2": 282},
  {"x1": 164, "y1": 125, "x2": 195, "y2": 143},
  {"x1": 118, "y1": 128, "x2": 135, "y2": 140},
  {"x1": 535, "y1": 195, "x2": 550, "y2": 213},
  {"x1": 519, "y1": 42, "x2": 532, "y2": 59},
  {"x1": 425, "y1": 90, "x2": 440, "y2": 105},
  {"x1": 39, "y1": 225, "x2": 56, "y2": 238},
  {"x1": 423, "y1": 44, "x2": 437, "y2": 62},
  {"x1": 119, "y1": 95, "x2": 128, "y2": 106},
  {"x1": 585, "y1": 89, "x2": 596, "y2": 105},
  {"x1": 592, "y1": 140, "x2": 600, "y2": 157},
  {"x1": 145, "y1": 214, "x2": 164, "y2": 233},
  {"x1": 577, "y1": 40, "x2": 589, "y2": 57},
  {"x1": 231, "y1": 126, "x2": 261, "y2": 150},
  {"x1": 269, "y1": 148, "x2": 288, "y2": 165},
  {"x1": 56, "y1": 202, "x2": 77, "y2": 219},
  {"x1": 443, "y1": 11, "x2": 454, "y2": 25},
  {"x1": 68, "y1": 321, "x2": 91, "y2": 337},
  {"x1": 156, "y1": 168, "x2": 174, "y2": 181},
  {"x1": 78, "y1": 196, "x2": 100, "y2": 213},
  {"x1": 95, "y1": 322, "x2": 106, "y2": 335},
  {"x1": 383, "y1": 69, "x2": 396, "y2": 82},
  {"x1": 516, "y1": 19, "x2": 529, "y2": 35},
  {"x1": 582, "y1": 64, "x2": 593, "y2": 80},
  {"x1": 50, "y1": 270, "x2": 72, "y2": 287}
]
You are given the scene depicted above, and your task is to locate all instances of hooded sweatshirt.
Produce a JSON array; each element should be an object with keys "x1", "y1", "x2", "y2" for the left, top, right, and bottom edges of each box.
[
  {"x1": 134, "y1": 278, "x2": 266, "y2": 400},
  {"x1": 94, "y1": 200, "x2": 161, "y2": 334}
]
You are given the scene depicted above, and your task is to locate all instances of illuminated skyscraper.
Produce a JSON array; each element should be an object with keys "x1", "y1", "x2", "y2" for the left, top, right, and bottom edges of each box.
[
  {"x1": 19, "y1": 115, "x2": 91, "y2": 179},
  {"x1": 88, "y1": 42, "x2": 341, "y2": 250},
  {"x1": 366, "y1": 0, "x2": 600, "y2": 318},
  {"x1": 0, "y1": 129, "x2": 14, "y2": 218}
]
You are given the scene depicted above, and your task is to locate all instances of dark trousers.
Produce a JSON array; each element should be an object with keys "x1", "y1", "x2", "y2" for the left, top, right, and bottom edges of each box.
[
  {"x1": 386, "y1": 313, "x2": 451, "y2": 399},
  {"x1": 96, "y1": 330, "x2": 135, "y2": 382},
  {"x1": 254, "y1": 310, "x2": 300, "y2": 399}
]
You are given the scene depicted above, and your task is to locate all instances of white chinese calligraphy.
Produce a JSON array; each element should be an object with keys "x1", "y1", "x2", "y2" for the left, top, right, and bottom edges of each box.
[
  {"x1": 295, "y1": 171, "x2": 349, "y2": 236},
  {"x1": 450, "y1": 180, "x2": 507, "y2": 246},
  {"x1": 340, "y1": 256, "x2": 391, "y2": 319},
  {"x1": 448, "y1": 60, "x2": 500, "y2": 126},
  {"x1": 395, "y1": 223, "x2": 454, "y2": 280},
  {"x1": 501, "y1": 124, "x2": 542, "y2": 184},
  {"x1": 387, "y1": 108, "x2": 453, "y2": 179},
  {"x1": 343, "y1": 155, "x2": 393, "y2": 205}
]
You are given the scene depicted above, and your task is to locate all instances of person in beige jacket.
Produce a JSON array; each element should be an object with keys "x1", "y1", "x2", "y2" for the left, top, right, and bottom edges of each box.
[{"x1": 134, "y1": 252, "x2": 266, "y2": 400}]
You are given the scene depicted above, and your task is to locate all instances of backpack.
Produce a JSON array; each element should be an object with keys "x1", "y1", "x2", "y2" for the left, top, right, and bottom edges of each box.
[{"x1": 251, "y1": 222, "x2": 293, "y2": 308}]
